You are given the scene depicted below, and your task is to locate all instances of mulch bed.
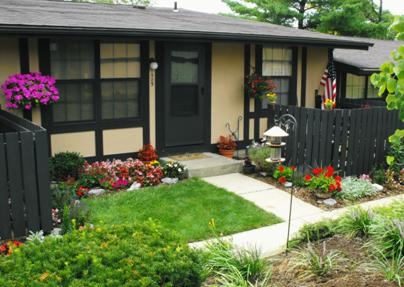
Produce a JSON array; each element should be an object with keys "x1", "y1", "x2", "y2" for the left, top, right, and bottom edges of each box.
[
  {"x1": 249, "y1": 174, "x2": 404, "y2": 210},
  {"x1": 269, "y1": 235, "x2": 397, "y2": 287}
]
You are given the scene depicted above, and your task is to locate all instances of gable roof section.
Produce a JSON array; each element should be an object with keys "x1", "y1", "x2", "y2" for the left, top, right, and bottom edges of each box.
[
  {"x1": 0, "y1": 0, "x2": 372, "y2": 49},
  {"x1": 334, "y1": 39, "x2": 403, "y2": 72}
]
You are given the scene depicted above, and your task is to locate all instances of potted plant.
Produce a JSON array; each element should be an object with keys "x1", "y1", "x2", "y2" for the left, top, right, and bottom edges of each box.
[
  {"x1": 304, "y1": 166, "x2": 342, "y2": 199},
  {"x1": 245, "y1": 73, "x2": 277, "y2": 101},
  {"x1": 243, "y1": 157, "x2": 256, "y2": 174},
  {"x1": 1, "y1": 72, "x2": 59, "y2": 110},
  {"x1": 217, "y1": 135, "x2": 236, "y2": 158},
  {"x1": 138, "y1": 144, "x2": 158, "y2": 164}
]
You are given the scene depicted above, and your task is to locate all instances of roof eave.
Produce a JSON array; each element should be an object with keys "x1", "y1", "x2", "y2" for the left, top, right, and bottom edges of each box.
[{"x1": 0, "y1": 25, "x2": 372, "y2": 49}]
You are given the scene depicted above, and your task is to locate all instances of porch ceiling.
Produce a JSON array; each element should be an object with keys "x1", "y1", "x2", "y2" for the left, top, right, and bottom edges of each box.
[{"x1": 0, "y1": 0, "x2": 372, "y2": 49}]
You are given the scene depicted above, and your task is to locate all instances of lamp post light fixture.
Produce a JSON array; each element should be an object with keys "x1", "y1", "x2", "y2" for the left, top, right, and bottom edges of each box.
[{"x1": 264, "y1": 126, "x2": 289, "y2": 163}]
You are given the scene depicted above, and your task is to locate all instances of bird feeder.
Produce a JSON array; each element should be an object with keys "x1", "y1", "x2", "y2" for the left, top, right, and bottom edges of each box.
[{"x1": 264, "y1": 126, "x2": 289, "y2": 162}]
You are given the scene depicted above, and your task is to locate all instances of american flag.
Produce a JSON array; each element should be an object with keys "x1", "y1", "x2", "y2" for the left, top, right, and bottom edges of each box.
[{"x1": 320, "y1": 60, "x2": 337, "y2": 107}]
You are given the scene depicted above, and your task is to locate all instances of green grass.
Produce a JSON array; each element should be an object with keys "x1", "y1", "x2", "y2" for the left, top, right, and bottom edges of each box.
[{"x1": 85, "y1": 178, "x2": 281, "y2": 242}]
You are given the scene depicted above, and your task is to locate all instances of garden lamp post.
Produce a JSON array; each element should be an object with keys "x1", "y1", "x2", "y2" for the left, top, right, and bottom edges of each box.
[{"x1": 264, "y1": 114, "x2": 297, "y2": 255}]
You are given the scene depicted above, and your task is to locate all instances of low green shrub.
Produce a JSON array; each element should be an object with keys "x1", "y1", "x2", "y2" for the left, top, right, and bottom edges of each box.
[
  {"x1": 248, "y1": 146, "x2": 273, "y2": 173},
  {"x1": 0, "y1": 222, "x2": 203, "y2": 286},
  {"x1": 369, "y1": 247, "x2": 404, "y2": 286},
  {"x1": 369, "y1": 218, "x2": 404, "y2": 259},
  {"x1": 288, "y1": 220, "x2": 336, "y2": 249},
  {"x1": 204, "y1": 238, "x2": 271, "y2": 286},
  {"x1": 336, "y1": 177, "x2": 376, "y2": 201},
  {"x1": 373, "y1": 200, "x2": 404, "y2": 220},
  {"x1": 336, "y1": 207, "x2": 375, "y2": 238},
  {"x1": 162, "y1": 161, "x2": 187, "y2": 179},
  {"x1": 76, "y1": 173, "x2": 104, "y2": 189},
  {"x1": 49, "y1": 151, "x2": 85, "y2": 181},
  {"x1": 290, "y1": 242, "x2": 346, "y2": 279},
  {"x1": 51, "y1": 183, "x2": 76, "y2": 211},
  {"x1": 370, "y1": 166, "x2": 386, "y2": 185}
]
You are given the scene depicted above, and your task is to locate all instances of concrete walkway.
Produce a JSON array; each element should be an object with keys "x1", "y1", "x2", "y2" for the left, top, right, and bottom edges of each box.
[{"x1": 191, "y1": 173, "x2": 404, "y2": 256}]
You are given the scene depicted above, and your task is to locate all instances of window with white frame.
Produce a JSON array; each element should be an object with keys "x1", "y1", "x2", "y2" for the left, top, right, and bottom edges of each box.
[{"x1": 345, "y1": 73, "x2": 378, "y2": 99}]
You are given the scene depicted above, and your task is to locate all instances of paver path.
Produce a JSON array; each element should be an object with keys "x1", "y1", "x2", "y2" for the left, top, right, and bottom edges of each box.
[{"x1": 192, "y1": 173, "x2": 404, "y2": 256}]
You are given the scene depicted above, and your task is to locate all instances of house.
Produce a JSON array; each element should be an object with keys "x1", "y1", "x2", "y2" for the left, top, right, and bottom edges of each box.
[
  {"x1": 334, "y1": 39, "x2": 403, "y2": 108},
  {"x1": 0, "y1": 0, "x2": 373, "y2": 160}
]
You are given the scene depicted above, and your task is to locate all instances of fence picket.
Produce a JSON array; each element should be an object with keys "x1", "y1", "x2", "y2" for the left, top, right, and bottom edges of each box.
[{"x1": 0, "y1": 134, "x2": 11, "y2": 240}]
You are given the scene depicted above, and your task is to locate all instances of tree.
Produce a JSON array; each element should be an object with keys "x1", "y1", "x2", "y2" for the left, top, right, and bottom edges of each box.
[
  {"x1": 222, "y1": 0, "x2": 395, "y2": 39},
  {"x1": 370, "y1": 17, "x2": 404, "y2": 173}
]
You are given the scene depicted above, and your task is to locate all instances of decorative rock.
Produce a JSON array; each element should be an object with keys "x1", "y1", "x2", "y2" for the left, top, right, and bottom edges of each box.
[
  {"x1": 260, "y1": 172, "x2": 268, "y2": 177},
  {"x1": 284, "y1": 181, "x2": 293, "y2": 188},
  {"x1": 88, "y1": 188, "x2": 105, "y2": 196},
  {"x1": 161, "y1": 177, "x2": 179, "y2": 185},
  {"x1": 322, "y1": 198, "x2": 337, "y2": 206},
  {"x1": 127, "y1": 182, "x2": 141, "y2": 191},
  {"x1": 372, "y1": 183, "x2": 383, "y2": 192}
]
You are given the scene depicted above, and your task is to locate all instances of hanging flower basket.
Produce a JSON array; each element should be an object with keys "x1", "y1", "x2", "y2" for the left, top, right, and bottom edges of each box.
[
  {"x1": 245, "y1": 73, "x2": 277, "y2": 101},
  {"x1": 1, "y1": 72, "x2": 59, "y2": 110}
]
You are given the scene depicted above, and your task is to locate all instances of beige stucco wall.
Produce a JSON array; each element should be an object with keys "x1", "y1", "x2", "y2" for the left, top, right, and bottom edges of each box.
[
  {"x1": 306, "y1": 46, "x2": 328, "y2": 107},
  {"x1": 211, "y1": 42, "x2": 244, "y2": 143},
  {"x1": 51, "y1": 131, "x2": 96, "y2": 157},
  {"x1": 103, "y1": 127, "x2": 143, "y2": 155},
  {"x1": 0, "y1": 38, "x2": 22, "y2": 117}
]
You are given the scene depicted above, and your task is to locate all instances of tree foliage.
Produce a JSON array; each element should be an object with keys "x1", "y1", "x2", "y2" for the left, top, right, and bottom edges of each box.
[
  {"x1": 222, "y1": 0, "x2": 395, "y2": 39},
  {"x1": 371, "y1": 17, "x2": 404, "y2": 169},
  {"x1": 71, "y1": 0, "x2": 150, "y2": 5}
]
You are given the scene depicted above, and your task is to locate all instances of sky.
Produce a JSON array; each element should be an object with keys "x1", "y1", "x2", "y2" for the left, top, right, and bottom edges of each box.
[{"x1": 152, "y1": 0, "x2": 404, "y2": 15}]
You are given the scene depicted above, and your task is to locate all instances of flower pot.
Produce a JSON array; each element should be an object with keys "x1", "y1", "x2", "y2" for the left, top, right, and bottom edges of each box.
[
  {"x1": 218, "y1": 149, "x2": 234, "y2": 158},
  {"x1": 243, "y1": 165, "x2": 256, "y2": 174},
  {"x1": 314, "y1": 191, "x2": 332, "y2": 199}
]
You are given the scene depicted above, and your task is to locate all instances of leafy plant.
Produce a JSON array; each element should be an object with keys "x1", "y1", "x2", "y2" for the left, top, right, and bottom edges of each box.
[
  {"x1": 336, "y1": 207, "x2": 375, "y2": 238},
  {"x1": 245, "y1": 73, "x2": 277, "y2": 101},
  {"x1": 26, "y1": 230, "x2": 45, "y2": 243},
  {"x1": 288, "y1": 220, "x2": 336, "y2": 249},
  {"x1": 368, "y1": 247, "x2": 404, "y2": 286},
  {"x1": 248, "y1": 146, "x2": 273, "y2": 172},
  {"x1": 369, "y1": 218, "x2": 404, "y2": 259},
  {"x1": 387, "y1": 131, "x2": 404, "y2": 173},
  {"x1": 162, "y1": 161, "x2": 187, "y2": 179},
  {"x1": 138, "y1": 143, "x2": 158, "y2": 163},
  {"x1": 290, "y1": 242, "x2": 345, "y2": 279},
  {"x1": 335, "y1": 177, "x2": 377, "y2": 201},
  {"x1": 217, "y1": 135, "x2": 237, "y2": 150},
  {"x1": 76, "y1": 173, "x2": 103, "y2": 188},
  {"x1": 0, "y1": 222, "x2": 203, "y2": 286},
  {"x1": 49, "y1": 151, "x2": 85, "y2": 181},
  {"x1": 304, "y1": 166, "x2": 342, "y2": 194},
  {"x1": 204, "y1": 238, "x2": 271, "y2": 286},
  {"x1": 371, "y1": 166, "x2": 387, "y2": 184},
  {"x1": 51, "y1": 183, "x2": 76, "y2": 211},
  {"x1": 273, "y1": 164, "x2": 295, "y2": 184}
]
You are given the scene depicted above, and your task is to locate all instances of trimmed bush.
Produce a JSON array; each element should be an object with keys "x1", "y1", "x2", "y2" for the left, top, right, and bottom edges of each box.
[
  {"x1": 336, "y1": 177, "x2": 376, "y2": 201},
  {"x1": 49, "y1": 152, "x2": 85, "y2": 181},
  {"x1": 0, "y1": 222, "x2": 203, "y2": 286}
]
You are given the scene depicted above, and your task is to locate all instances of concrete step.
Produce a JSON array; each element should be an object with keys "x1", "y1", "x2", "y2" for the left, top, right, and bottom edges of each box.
[{"x1": 161, "y1": 152, "x2": 243, "y2": 178}]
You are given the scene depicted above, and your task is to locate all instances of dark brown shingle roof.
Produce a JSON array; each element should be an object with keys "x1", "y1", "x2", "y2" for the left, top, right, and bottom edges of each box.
[
  {"x1": 334, "y1": 39, "x2": 403, "y2": 72},
  {"x1": 0, "y1": 0, "x2": 372, "y2": 49}
]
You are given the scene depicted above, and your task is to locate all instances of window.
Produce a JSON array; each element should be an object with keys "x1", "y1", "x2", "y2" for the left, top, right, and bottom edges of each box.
[
  {"x1": 100, "y1": 43, "x2": 141, "y2": 119},
  {"x1": 345, "y1": 73, "x2": 377, "y2": 99},
  {"x1": 262, "y1": 46, "x2": 293, "y2": 107},
  {"x1": 50, "y1": 40, "x2": 94, "y2": 122},
  {"x1": 50, "y1": 40, "x2": 142, "y2": 123}
]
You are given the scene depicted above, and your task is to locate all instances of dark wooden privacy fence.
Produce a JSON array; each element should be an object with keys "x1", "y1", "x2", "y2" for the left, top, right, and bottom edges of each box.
[
  {"x1": 0, "y1": 109, "x2": 52, "y2": 240},
  {"x1": 265, "y1": 105, "x2": 404, "y2": 176}
]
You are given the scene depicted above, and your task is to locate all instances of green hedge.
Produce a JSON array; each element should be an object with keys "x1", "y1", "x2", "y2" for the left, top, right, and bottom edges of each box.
[{"x1": 0, "y1": 222, "x2": 203, "y2": 286}]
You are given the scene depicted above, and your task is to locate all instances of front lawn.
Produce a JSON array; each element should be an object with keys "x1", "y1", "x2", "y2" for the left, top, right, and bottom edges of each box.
[{"x1": 85, "y1": 178, "x2": 281, "y2": 242}]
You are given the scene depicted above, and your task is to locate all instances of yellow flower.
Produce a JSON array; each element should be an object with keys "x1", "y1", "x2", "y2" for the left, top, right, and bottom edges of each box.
[
  {"x1": 266, "y1": 92, "x2": 277, "y2": 103},
  {"x1": 39, "y1": 272, "x2": 49, "y2": 281}
]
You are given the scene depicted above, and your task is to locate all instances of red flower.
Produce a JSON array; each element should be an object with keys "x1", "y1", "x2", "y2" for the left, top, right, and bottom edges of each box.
[
  {"x1": 304, "y1": 174, "x2": 312, "y2": 181},
  {"x1": 312, "y1": 167, "x2": 324, "y2": 176},
  {"x1": 278, "y1": 165, "x2": 285, "y2": 173},
  {"x1": 335, "y1": 175, "x2": 342, "y2": 182},
  {"x1": 325, "y1": 166, "x2": 334, "y2": 177},
  {"x1": 291, "y1": 166, "x2": 297, "y2": 171},
  {"x1": 12, "y1": 241, "x2": 22, "y2": 247},
  {"x1": 328, "y1": 184, "x2": 336, "y2": 192},
  {"x1": 278, "y1": 176, "x2": 287, "y2": 184}
]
